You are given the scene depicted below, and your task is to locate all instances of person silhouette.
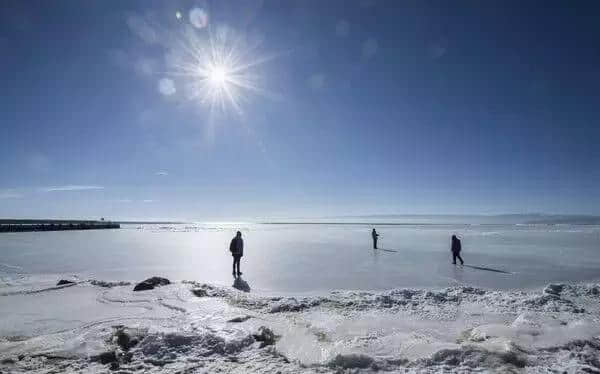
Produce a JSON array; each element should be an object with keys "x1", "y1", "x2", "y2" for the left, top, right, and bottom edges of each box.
[
  {"x1": 451, "y1": 235, "x2": 464, "y2": 265},
  {"x1": 372, "y1": 228, "x2": 379, "y2": 249},
  {"x1": 229, "y1": 231, "x2": 244, "y2": 276}
]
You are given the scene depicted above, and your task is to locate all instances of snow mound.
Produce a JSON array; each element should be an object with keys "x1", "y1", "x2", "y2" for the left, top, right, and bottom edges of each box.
[{"x1": 3, "y1": 281, "x2": 600, "y2": 373}]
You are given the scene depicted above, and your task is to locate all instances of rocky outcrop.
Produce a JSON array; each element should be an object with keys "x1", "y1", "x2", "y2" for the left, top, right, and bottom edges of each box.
[
  {"x1": 191, "y1": 288, "x2": 208, "y2": 297},
  {"x1": 252, "y1": 326, "x2": 278, "y2": 348},
  {"x1": 56, "y1": 279, "x2": 76, "y2": 286},
  {"x1": 133, "y1": 277, "x2": 170, "y2": 291},
  {"x1": 90, "y1": 350, "x2": 117, "y2": 364},
  {"x1": 328, "y1": 353, "x2": 375, "y2": 369},
  {"x1": 543, "y1": 283, "x2": 565, "y2": 296},
  {"x1": 113, "y1": 327, "x2": 138, "y2": 351}
]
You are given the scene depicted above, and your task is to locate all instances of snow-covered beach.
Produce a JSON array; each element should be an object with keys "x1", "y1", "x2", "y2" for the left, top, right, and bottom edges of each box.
[
  {"x1": 1, "y1": 223, "x2": 600, "y2": 372},
  {"x1": 4, "y1": 0, "x2": 600, "y2": 371}
]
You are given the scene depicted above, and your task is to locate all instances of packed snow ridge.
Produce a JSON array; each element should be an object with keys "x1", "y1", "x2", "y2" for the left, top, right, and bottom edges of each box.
[{"x1": 1, "y1": 279, "x2": 600, "y2": 373}]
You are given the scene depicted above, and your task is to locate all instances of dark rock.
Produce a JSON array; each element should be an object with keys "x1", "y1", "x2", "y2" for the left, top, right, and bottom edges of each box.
[
  {"x1": 460, "y1": 286, "x2": 486, "y2": 295},
  {"x1": 1, "y1": 358, "x2": 16, "y2": 364},
  {"x1": 18, "y1": 355, "x2": 25, "y2": 361},
  {"x1": 328, "y1": 353, "x2": 375, "y2": 369},
  {"x1": 109, "y1": 361, "x2": 120, "y2": 371},
  {"x1": 144, "y1": 358, "x2": 174, "y2": 366},
  {"x1": 164, "y1": 333, "x2": 193, "y2": 347},
  {"x1": 114, "y1": 328, "x2": 137, "y2": 351},
  {"x1": 91, "y1": 351, "x2": 118, "y2": 364},
  {"x1": 252, "y1": 326, "x2": 278, "y2": 348},
  {"x1": 544, "y1": 284, "x2": 565, "y2": 296},
  {"x1": 57, "y1": 279, "x2": 76, "y2": 286},
  {"x1": 133, "y1": 277, "x2": 170, "y2": 291},
  {"x1": 191, "y1": 288, "x2": 208, "y2": 297}
]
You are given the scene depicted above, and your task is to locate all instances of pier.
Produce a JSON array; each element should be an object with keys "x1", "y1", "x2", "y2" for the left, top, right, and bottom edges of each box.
[{"x1": 0, "y1": 219, "x2": 120, "y2": 233}]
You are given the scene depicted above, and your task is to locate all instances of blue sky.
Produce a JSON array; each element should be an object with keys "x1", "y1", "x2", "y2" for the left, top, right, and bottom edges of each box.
[{"x1": 1, "y1": 0, "x2": 599, "y2": 220}]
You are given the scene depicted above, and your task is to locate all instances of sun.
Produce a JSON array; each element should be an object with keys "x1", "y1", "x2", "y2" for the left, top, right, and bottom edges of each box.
[
  {"x1": 197, "y1": 61, "x2": 239, "y2": 111},
  {"x1": 166, "y1": 24, "x2": 278, "y2": 115},
  {"x1": 208, "y1": 65, "x2": 228, "y2": 87}
]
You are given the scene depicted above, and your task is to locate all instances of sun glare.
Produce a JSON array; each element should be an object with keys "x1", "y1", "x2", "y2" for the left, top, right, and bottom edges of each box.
[
  {"x1": 165, "y1": 22, "x2": 278, "y2": 115},
  {"x1": 208, "y1": 65, "x2": 228, "y2": 86}
]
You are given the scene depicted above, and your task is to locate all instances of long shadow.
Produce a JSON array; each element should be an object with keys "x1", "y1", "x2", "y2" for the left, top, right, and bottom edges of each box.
[
  {"x1": 462, "y1": 264, "x2": 512, "y2": 274},
  {"x1": 233, "y1": 276, "x2": 251, "y2": 292},
  {"x1": 376, "y1": 248, "x2": 398, "y2": 253}
]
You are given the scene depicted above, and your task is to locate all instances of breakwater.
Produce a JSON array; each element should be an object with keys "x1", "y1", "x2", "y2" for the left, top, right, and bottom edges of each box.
[{"x1": 0, "y1": 220, "x2": 120, "y2": 232}]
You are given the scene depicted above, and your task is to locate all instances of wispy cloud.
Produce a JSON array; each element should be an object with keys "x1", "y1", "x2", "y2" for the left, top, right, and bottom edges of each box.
[
  {"x1": 109, "y1": 199, "x2": 159, "y2": 203},
  {"x1": 111, "y1": 199, "x2": 133, "y2": 203},
  {"x1": 0, "y1": 190, "x2": 22, "y2": 199},
  {"x1": 155, "y1": 171, "x2": 168, "y2": 176},
  {"x1": 41, "y1": 185, "x2": 104, "y2": 192}
]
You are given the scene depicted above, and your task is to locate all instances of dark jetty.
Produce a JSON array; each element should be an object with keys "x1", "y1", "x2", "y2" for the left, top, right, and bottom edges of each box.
[{"x1": 0, "y1": 219, "x2": 120, "y2": 233}]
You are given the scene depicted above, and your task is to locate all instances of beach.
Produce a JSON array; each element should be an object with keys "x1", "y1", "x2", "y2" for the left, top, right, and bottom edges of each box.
[
  {"x1": 4, "y1": 0, "x2": 600, "y2": 371},
  {"x1": 1, "y1": 223, "x2": 600, "y2": 372}
]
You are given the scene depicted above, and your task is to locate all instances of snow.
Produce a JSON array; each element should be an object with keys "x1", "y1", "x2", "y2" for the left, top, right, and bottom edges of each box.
[
  {"x1": 1, "y1": 223, "x2": 600, "y2": 372},
  {"x1": 1, "y1": 279, "x2": 599, "y2": 373}
]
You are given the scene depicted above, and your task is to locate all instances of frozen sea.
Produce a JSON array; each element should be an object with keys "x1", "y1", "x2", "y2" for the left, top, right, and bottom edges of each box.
[{"x1": 1, "y1": 223, "x2": 600, "y2": 373}]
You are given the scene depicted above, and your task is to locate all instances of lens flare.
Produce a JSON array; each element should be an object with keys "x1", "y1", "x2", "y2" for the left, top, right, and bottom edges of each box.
[{"x1": 166, "y1": 24, "x2": 278, "y2": 115}]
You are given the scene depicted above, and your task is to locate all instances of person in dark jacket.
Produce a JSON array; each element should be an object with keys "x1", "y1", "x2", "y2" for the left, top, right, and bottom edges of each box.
[
  {"x1": 372, "y1": 228, "x2": 379, "y2": 249},
  {"x1": 229, "y1": 231, "x2": 244, "y2": 276},
  {"x1": 451, "y1": 235, "x2": 464, "y2": 265}
]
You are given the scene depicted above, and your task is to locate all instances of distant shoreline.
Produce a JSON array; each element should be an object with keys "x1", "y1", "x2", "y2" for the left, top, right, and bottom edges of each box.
[
  {"x1": 2, "y1": 216, "x2": 599, "y2": 226},
  {"x1": 260, "y1": 222, "x2": 600, "y2": 226}
]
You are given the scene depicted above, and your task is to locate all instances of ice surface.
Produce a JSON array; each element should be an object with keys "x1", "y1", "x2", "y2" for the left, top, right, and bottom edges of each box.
[{"x1": 1, "y1": 223, "x2": 599, "y2": 292}]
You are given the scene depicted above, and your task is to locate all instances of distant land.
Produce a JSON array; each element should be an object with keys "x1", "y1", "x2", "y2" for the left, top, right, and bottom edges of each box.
[
  {"x1": 2, "y1": 214, "x2": 599, "y2": 226},
  {"x1": 264, "y1": 214, "x2": 600, "y2": 225}
]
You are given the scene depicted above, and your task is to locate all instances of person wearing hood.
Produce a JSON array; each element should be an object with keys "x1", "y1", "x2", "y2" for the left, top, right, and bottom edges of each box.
[
  {"x1": 451, "y1": 235, "x2": 464, "y2": 265},
  {"x1": 229, "y1": 231, "x2": 244, "y2": 276}
]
